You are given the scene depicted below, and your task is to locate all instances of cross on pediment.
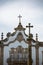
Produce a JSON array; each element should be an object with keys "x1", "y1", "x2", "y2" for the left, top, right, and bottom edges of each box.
[
  {"x1": 26, "y1": 23, "x2": 33, "y2": 36},
  {"x1": 18, "y1": 14, "x2": 22, "y2": 23}
]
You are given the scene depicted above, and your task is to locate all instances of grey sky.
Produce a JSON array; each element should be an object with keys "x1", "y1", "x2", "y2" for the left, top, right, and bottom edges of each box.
[{"x1": 0, "y1": 0, "x2": 43, "y2": 41}]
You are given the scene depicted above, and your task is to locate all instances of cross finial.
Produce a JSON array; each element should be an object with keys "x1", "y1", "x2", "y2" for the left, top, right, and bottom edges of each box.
[
  {"x1": 26, "y1": 23, "x2": 33, "y2": 36},
  {"x1": 18, "y1": 14, "x2": 22, "y2": 23}
]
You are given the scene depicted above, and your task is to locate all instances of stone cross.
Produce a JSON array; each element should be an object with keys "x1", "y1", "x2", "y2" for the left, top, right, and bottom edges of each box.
[
  {"x1": 26, "y1": 23, "x2": 33, "y2": 36},
  {"x1": 18, "y1": 14, "x2": 22, "y2": 23}
]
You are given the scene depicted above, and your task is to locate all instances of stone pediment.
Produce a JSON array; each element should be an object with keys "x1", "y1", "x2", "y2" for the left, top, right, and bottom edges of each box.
[
  {"x1": 4, "y1": 30, "x2": 28, "y2": 45},
  {"x1": 14, "y1": 22, "x2": 25, "y2": 31}
]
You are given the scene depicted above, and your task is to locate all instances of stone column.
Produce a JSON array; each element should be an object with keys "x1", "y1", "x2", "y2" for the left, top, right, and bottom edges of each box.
[
  {"x1": 29, "y1": 41, "x2": 32, "y2": 65},
  {"x1": 1, "y1": 32, "x2": 4, "y2": 65},
  {"x1": 0, "y1": 46, "x2": 2, "y2": 65},
  {"x1": 27, "y1": 34, "x2": 33, "y2": 65},
  {"x1": 0, "y1": 44, "x2": 4, "y2": 65},
  {"x1": 27, "y1": 40, "x2": 32, "y2": 65},
  {"x1": 42, "y1": 51, "x2": 43, "y2": 65},
  {"x1": 36, "y1": 33, "x2": 39, "y2": 65},
  {"x1": 27, "y1": 42, "x2": 29, "y2": 65},
  {"x1": 36, "y1": 44, "x2": 39, "y2": 65},
  {"x1": 1, "y1": 46, "x2": 4, "y2": 65}
]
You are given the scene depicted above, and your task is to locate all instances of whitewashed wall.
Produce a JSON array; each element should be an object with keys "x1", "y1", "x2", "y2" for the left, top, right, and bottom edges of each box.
[
  {"x1": 32, "y1": 47, "x2": 36, "y2": 65},
  {"x1": 4, "y1": 40, "x2": 28, "y2": 65},
  {"x1": 3, "y1": 30, "x2": 43, "y2": 65},
  {"x1": 39, "y1": 47, "x2": 43, "y2": 65},
  {"x1": 4, "y1": 42, "x2": 43, "y2": 65}
]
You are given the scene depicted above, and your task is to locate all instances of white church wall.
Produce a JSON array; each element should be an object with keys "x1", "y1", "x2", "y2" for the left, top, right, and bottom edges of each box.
[
  {"x1": 4, "y1": 40, "x2": 28, "y2": 65},
  {"x1": 39, "y1": 47, "x2": 43, "y2": 65},
  {"x1": 32, "y1": 46, "x2": 43, "y2": 65},
  {"x1": 4, "y1": 46, "x2": 9, "y2": 65},
  {"x1": 32, "y1": 47, "x2": 36, "y2": 65},
  {"x1": 3, "y1": 41, "x2": 43, "y2": 65}
]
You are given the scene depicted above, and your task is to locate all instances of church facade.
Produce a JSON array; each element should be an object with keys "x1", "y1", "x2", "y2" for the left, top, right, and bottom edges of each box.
[{"x1": 0, "y1": 15, "x2": 43, "y2": 65}]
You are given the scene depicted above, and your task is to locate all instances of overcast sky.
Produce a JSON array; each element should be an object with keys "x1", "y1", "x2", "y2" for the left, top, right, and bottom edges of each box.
[{"x1": 0, "y1": 0, "x2": 43, "y2": 41}]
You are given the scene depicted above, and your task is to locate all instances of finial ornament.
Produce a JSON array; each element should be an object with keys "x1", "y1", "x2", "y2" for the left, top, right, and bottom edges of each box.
[
  {"x1": 1, "y1": 32, "x2": 3, "y2": 40},
  {"x1": 18, "y1": 14, "x2": 22, "y2": 23},
  {"x1": 36, "y1": 33, "x2": 38, "y2": 41}
]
